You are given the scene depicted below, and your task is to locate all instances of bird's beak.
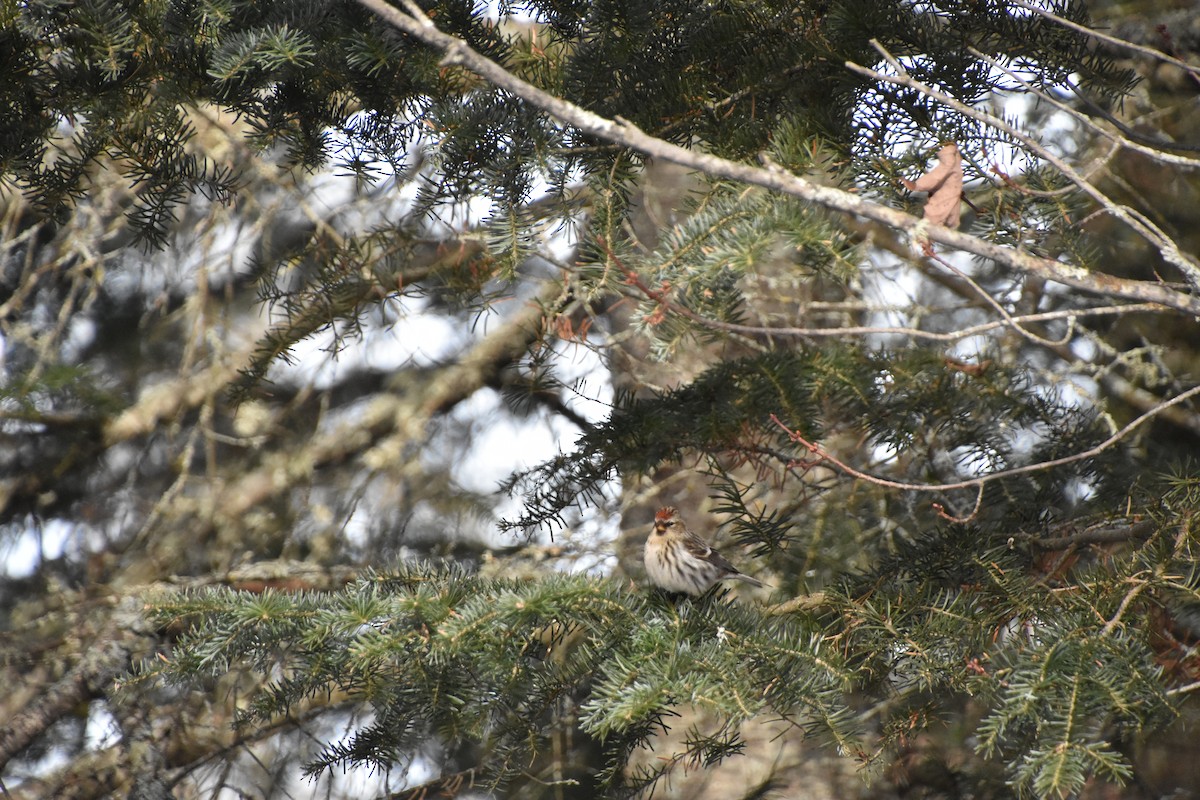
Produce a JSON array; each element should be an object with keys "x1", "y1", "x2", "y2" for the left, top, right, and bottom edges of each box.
[{"x1": 653, "y1": 521, "x2": 666, "y2": 534}]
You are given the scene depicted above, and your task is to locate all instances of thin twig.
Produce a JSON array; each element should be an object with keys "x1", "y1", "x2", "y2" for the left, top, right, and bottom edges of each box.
[
  {"x1": 1101, "y1": 576, "x2": 1150, "y2": 635},
  {"x1": 927, "y1": 251, "x2": 1074, "y2": 348},
  {"x1": 769, "y1": 413, "x2": 985, "y2": 523},
  {"x1": 623, "y1": 266, "x2": 1166, "y2": 343},
  {"x1": 1020, "y1": 519, "x2": 1156, "y2": 550},
  {"x1": 770, "y1": 380, "x2": 1200, "y2": 520}
]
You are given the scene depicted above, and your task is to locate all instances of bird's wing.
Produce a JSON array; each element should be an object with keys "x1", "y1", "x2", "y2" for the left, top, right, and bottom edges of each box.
[{"x1": 683, "y1": 531, "x2": 738, "y2": 573}]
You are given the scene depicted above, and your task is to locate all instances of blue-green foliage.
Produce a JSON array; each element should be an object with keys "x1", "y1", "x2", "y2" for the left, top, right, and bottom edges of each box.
[{"x1": 143, "y1": 563, "x2": 852, "y2": 795}]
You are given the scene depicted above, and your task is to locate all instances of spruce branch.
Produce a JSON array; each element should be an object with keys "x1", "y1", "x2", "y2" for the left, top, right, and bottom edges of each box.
[
  {"x1": 504, "y1": 345, "x2": 1130, "y2": 532},
  {"x1": 355, "y1": 0, "x2": 1200, "y2": 316},
  {"x1": 142, "y1": 565, "x2": 859, "y2": 796}
]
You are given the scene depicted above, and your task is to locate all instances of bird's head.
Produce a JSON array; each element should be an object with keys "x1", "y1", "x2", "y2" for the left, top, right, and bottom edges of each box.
[{"x1": 653, "y1": 507, "x2": 680, "y2": 536}]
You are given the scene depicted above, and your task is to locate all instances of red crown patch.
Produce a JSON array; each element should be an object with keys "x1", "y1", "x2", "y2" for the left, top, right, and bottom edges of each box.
[{"x1": 655, "y1": 507, "x2": 677, "y2": 522}]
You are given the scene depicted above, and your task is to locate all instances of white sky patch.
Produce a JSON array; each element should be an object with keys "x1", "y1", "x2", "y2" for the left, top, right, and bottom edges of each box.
[
  {"x1": 266, "y1": 297, "x2": 471, "y2": 389},
  {"x1": 1001, "y1": 82, "x2": 1083, "y2": 156},
  {"x1": 949, "y1": 335, "x2": 992, "y2": 360},
  {"x1": 62, "y1": 315, "x2": 97, "y2": 363},
  {"x1": 85, "y1": 701, "x2": 121, "y2": 751},
  {"x1": 444, "y1": 388, "x2": 555, "y2": 493},
  {"x1": 330, "y1": 500, "x2": 377, "y2": 552},
  {"x1": 551, "y1": 336, "x2": 614, "y2": 424},
  {"x1": 1070, "y1": 336, "x2": 1098, "y2": 362},
  {"x1": 559, "y1": 499, "x2": 621, "y2": 575},
  {"x1": 1063, "y1": 475, "x2": 1097, "y2": 504},
  {"x1": 363, "y1": 300, "x2": 471, "y2": 368},
  {"x1": 2, "y1": 518, "x2": 75, "y2": 578},
  {"x1": 1036, "y1": 374, "x2": 1100, "y2": 421},
  {"x1": 168, "y1": 198, "x2": 260, "y2": 290},
  {"x1": 862, "y1": 253, "x2": 922, "y2": 336}
]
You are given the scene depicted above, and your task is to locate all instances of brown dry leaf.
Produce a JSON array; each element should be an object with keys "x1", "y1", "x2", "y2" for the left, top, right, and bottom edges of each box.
[
  {"x1": 902, "y1": 142, "x2": 963, "y2": 229},
  {"x1": 943, "y1": 356, "x2": 992, "y2": 377}
]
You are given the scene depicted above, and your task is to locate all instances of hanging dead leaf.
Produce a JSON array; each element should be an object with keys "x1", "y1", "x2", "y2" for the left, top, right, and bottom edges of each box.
[{"x1": 902, "y1": 142, "x2": 963, "y2": 229}]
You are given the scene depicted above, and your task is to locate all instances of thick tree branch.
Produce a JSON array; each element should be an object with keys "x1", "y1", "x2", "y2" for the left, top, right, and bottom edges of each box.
[
  {"x1": 1021, "y1": 519, "x2": 1157, "y2": 551},
  {"x1": 203, "y1": 280, "x2": 571, "y2": 532},
  {"x1": 355, "y1": 0, "x2": 1200, "y2": 317},
  {"x1": 0, "y1": 668, "x2": 95, "y2": 772},
  {"x1": 0, "y1": 599, "x2": 155, "y2": 773}
]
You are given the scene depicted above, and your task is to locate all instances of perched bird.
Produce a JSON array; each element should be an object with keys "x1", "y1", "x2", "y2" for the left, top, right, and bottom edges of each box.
[{"x1": 643, "y1": 506, "x2": 764, "y2": 596}]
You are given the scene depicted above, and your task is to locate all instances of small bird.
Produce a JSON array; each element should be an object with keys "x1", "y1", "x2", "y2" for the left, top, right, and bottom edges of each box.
[{"x1": 643, "y1": 506, "x2": 764, "y2": 596}]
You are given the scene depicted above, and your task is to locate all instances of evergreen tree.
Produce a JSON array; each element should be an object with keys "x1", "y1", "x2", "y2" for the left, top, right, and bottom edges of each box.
[{"x1": 2, "y1": 1, "x2": 1200, "y2": 798}]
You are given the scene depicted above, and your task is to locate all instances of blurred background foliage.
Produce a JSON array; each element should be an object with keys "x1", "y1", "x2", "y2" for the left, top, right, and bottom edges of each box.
[{"x1": 2, "y1": 0, "x2": 1200, "y2": 797}]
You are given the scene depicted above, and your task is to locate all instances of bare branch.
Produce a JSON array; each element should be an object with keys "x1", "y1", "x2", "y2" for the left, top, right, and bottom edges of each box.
[
  {"x1": 1167, "y1": 679, "x2": 1200, "y2": 697},
  {"x1": 1019, "y1": 519, "x2": 1157, "y2": 550},
  {"x1": 353, "y1": 0, "x2": 1200, "y2": 317},
  {"x1": 851, "y1": 40, "x2": 1200, "y2": 289},
  {"x1": 1010, "y1": 0, "x2": 1200, "y2": 81},
  {"x1": 925, "y1": 251, "x2": 1073, "y2": 348},
  {"x1": 1097, "y1": 371, "x2": 1200, "y2": 440},
  {"x1": 204, "y1": 280, "x2": 572, "y2": 533},
  {"x1": 102, "y1": 350, "x2": 252, "y2": 446},
  {"x1": 967, "y1": 46, "x2": 1200, "y2": 170}
]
